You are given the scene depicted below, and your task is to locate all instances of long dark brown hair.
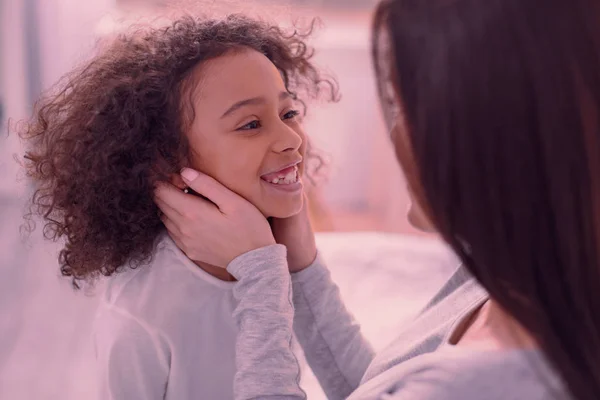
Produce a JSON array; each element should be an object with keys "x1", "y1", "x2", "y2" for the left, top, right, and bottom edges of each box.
[{"x1": 373, "y1": 0, "x2": 600, "y2": 399}]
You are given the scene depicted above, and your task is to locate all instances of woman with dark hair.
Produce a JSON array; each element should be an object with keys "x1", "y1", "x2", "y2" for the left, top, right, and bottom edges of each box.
[
  {"x1": 156, "y1": 0, "x2": 600, "y2": 399},
  {"x1": 20, "y1": 14, "x2": 336, "y2": 399}
]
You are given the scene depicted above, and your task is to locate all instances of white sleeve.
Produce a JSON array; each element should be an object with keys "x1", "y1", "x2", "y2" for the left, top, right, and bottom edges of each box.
[{"x1": 93, "y1": 305, "x2": 170, "y2": 400}]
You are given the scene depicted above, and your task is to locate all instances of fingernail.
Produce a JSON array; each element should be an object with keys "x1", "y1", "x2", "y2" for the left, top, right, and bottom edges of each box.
[{"x1": 181, "y1": 168, "x2": 199, "y2": 183}]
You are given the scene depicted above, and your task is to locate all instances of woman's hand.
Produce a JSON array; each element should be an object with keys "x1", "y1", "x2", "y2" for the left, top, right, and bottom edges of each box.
[
  {"x1": 154, "y1": 168, "x2": 276, "y2": 268},
  {"x1": 270, "y1": 193, "x2": 317, "y2": 273}
]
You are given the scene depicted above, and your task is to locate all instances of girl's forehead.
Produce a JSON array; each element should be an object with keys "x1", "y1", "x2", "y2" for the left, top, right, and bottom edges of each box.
[{"x1": 188, "y1": 49, "x2": 286, "y2": 105}]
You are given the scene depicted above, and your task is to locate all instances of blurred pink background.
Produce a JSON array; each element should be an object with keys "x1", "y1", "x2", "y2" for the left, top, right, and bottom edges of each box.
[{"x1": 1, "y1": 0, "x2": 418, "y2": 234}]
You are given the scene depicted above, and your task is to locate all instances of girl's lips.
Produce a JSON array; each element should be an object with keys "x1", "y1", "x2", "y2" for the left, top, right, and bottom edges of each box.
[
  {"x1": 260, "y1": 165, "x2": 297, "y2": 182},
  {"x1": 261, "y1": 178, "x2": 303, "y2": 193}
]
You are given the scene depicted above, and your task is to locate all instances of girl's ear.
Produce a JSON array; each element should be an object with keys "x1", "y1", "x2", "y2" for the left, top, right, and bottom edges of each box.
[{"x1": 170, "y1": 173, "x2": 187, "y2": 190}]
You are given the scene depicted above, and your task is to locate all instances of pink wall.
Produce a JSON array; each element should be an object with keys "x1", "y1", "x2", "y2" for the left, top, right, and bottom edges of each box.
[{"x1": 1, "y1": 0, "x2": 29, "y2": 196}]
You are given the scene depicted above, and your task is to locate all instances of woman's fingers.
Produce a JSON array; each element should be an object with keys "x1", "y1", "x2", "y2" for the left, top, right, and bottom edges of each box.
[
  {"x1": 161, "y1": 215, "x2": 183, "y2": 244},
  {"x1": 158, "y1": 169, "x2": 249, "y2": 217},
  {"x1": 154, "y1": 181, "x2": 217, "y2": 220},
  {"x1": 270, "y1": 193, "x2": 317, "y2": 273},
  {"x1": 160, "y1": 214, "x2": 196, "y2": 258},
  {"x1": 153, "y1": 170, "x2": 275, "y2": 267},
  {"x1": 155, "y1": 189, "x2": 183, "y2": 221},
  {"x1": 180, "y1": 168, "x2": 242, "y2": 213},
  {"x1": 169, "y1": 173, "x2": 187, "y2": 190}
]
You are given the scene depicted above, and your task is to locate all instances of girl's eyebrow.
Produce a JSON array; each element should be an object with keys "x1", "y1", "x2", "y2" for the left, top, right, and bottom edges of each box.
[{"x1": 221, "y1": 91, "x2": 291, "y2": 119}]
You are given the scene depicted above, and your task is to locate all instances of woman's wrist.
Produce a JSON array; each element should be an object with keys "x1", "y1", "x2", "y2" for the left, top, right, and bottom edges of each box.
[
  {"x1": 227, "y1": 244, "x2": 288, "y2": 280},
  {"x1": 289, "y1": 248, "x2": 318, "y2": 274}
]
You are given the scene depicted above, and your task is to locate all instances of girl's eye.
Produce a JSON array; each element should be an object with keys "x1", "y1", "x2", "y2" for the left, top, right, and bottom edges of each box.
[
  {"x1": 283, "y1": 110, "x2": 300, "y2": 120},
  {"x1": 237, "y1": 120, "x2": 261, "y2": 131}
]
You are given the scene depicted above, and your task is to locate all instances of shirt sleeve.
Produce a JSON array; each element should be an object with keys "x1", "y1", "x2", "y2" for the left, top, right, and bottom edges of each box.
[
  {"x1": 227, "y1": 244, "x2": 305, "y2": 400},
  {"x1": 291, "y1": 254, "x2": 375, "y2": 400},
  {"x1": 93, "y1": 305, "x2": 170, "y2": 400},
  {"x1": 227, "y1": 246, "x2": 374, "y2": 400},
  {"x1": 346, "y1": 350, "x2": 558, "y2": 400}
]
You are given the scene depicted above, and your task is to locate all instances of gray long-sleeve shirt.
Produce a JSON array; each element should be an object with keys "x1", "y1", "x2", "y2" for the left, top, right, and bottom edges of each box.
[{"x1": 227, "y1": 245, "x2": 567, "y2": 400}]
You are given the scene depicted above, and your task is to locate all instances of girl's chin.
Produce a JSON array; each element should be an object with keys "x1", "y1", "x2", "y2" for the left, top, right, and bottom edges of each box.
[
  {"x1": 261, "y1": 199, "x2": 304, "y2": 220},
  {"x1": 266, "y1": 207, "x2": 303, "y2": 220}
]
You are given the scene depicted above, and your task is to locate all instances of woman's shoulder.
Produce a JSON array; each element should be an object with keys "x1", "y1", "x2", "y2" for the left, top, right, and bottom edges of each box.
[
  {"x1": 353, "y1": 347, "x2": 566, "y2": 400},
  {"x1": 419, "y1": 264, "x2": 479, "y2": 312},
  {"x1": 431, "y1": 348, "x2": 564, "y2": 399}
]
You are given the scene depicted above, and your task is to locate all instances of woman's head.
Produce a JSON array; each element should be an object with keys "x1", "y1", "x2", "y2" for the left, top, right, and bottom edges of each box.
[
  {"x1": 21, "y1": 15, "x2": 337, "y2": 287},
  {"x1": 373, "y1": 0, "x2": 600, "y2": 399}
]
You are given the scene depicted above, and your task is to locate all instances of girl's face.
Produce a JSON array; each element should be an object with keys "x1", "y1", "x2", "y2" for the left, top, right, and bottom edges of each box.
[{"x1": 185, "y1": 48, "x2": 307, "y2": 218}]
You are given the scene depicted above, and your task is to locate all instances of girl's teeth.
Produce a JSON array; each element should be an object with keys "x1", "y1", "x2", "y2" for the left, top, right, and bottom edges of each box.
[{"x1": 270, "y1": 170, "x2": 298, "y2": 185}]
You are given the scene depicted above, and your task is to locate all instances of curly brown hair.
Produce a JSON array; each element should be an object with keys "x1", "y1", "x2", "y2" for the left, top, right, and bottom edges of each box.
[{"x1": 20, "y1": 14, "x2": 337, "y2": 289}]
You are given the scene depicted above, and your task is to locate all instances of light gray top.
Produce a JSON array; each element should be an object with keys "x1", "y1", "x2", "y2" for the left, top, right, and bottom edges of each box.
[
  {"x1": 93, "y1": 236, "x2": 238, "y2": 399},
  {"x1": 227, "y1": 245, "x2": 567, "y2": 400}
]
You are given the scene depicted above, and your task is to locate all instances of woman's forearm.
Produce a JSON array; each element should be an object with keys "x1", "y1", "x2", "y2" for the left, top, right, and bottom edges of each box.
[
  {"x1": 227, "y1": 246, "x2": 374, "y2": 400},
  {"x1": 228, "y1": 244, "x2": 306, "y2": 400},
  {"x1": 292, "y1": 255, "x2": 375, "y2": 400}
]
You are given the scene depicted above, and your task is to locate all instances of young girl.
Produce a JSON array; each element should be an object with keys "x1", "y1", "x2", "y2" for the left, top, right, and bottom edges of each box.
[{"x1": 20, "y1": 15, "x2": 336, "y2": 399}]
